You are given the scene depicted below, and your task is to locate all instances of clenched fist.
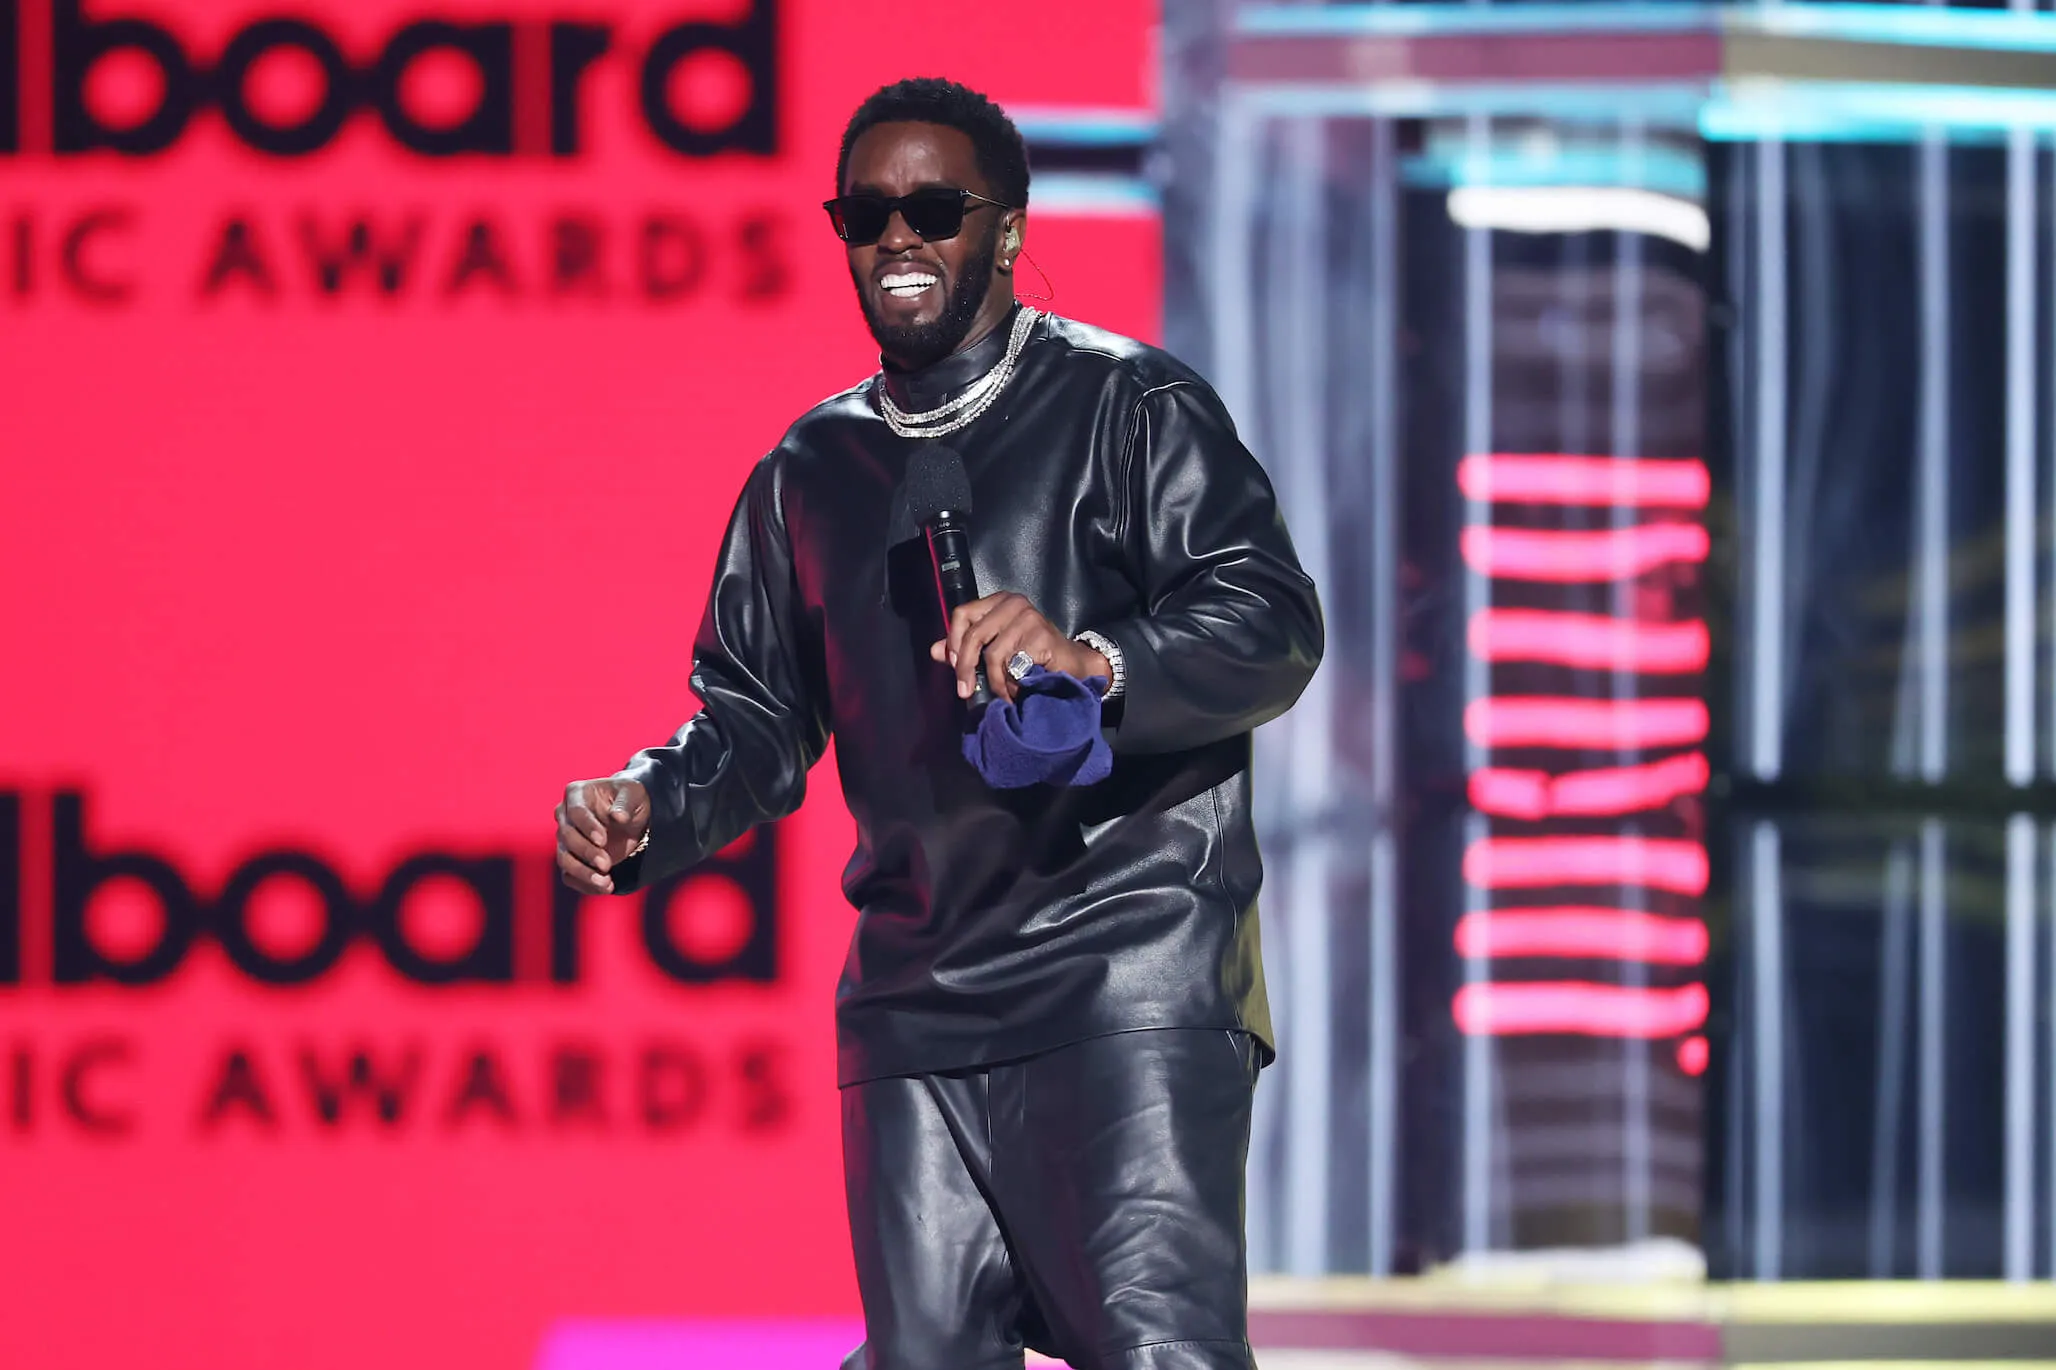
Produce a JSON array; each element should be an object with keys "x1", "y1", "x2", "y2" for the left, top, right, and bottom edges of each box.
[{"x1": 555, "y1": 776, "x2": 651, "y2": 894}]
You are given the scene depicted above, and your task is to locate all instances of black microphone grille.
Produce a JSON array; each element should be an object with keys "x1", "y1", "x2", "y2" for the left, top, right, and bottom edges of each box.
[{"x1": 904, "y1": 443, "x2": 974, "y2": 524}]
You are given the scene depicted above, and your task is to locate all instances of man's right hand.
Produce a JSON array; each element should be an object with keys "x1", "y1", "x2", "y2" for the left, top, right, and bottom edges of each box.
[{"x1": 555, "y1": 777, "x2": 651, "y2": 895}]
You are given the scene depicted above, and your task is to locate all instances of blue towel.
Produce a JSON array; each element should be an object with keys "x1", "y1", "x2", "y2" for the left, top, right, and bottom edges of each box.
[{"x1": 961, "y1": 665, "x2": 1112, "y2": 788}]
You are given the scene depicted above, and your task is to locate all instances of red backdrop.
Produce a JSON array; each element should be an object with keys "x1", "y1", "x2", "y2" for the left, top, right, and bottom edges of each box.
[{"x1": 0, "y1": 3, "x2": 1159, "y2": 1367}]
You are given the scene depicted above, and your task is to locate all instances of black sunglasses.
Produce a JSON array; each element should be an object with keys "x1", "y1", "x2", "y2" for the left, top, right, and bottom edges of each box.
[{"x1": 823, "y1": 188, "x2": 1012, "y2": 246}]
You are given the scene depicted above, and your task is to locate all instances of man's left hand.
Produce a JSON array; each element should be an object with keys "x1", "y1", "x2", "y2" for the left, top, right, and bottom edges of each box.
[{"x1": 931, "y1": 592, "x2": 1112, "y2": 705}]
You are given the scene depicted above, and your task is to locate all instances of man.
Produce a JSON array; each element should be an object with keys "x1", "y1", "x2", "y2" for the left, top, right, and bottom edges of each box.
[{"x1": 555, "y1": 78, "x2": 1322, "y2": 1370}]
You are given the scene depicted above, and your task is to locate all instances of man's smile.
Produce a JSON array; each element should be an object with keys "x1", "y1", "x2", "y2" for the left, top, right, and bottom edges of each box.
[{"x1": 879, "y1": 269, "x2": 940, "y2": 300}]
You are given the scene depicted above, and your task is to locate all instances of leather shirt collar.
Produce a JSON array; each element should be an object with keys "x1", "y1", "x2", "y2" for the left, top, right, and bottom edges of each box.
[{"x1": 879, "y1": 304, "x2": 1024, "y2": 413}]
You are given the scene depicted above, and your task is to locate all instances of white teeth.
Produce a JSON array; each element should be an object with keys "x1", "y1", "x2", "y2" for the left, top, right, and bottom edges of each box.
[{"x1": 881, "y1": 272, "x2": 938, "y2": 298}]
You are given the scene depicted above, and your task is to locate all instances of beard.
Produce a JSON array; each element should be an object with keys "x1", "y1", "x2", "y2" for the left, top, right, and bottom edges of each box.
[{"x1": 854, "y1": 223, "x2": 1001, "y2": 371}]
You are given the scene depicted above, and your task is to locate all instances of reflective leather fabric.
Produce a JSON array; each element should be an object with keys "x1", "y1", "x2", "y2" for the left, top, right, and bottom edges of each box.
[
  {"x1": 840, "y1": 1029, "x2": 1260, "y2": 1370},
  {"x1": 614, "y1": 310, "x2": 1323, "y2": 1084}
]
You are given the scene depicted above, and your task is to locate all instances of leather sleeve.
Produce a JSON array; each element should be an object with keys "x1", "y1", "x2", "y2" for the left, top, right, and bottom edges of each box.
[
  {"x1": 1097, "y1": 381, "x2": 1323, "y2": 755},
  {"x1": 610, "y1": 456, "x2": 828, "y2": 891}
]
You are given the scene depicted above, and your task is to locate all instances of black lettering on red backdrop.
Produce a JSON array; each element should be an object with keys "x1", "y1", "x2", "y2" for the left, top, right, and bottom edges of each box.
[
  {"x1": 0, "y1": 789, "x2": 778, "y2": 988},
  {"x1": 167, "y1": 1037, "x2": 794, "y2": 1137},
  {"x1": 0, "y1": 793, "x2": 18, "y2": 984},
  {"x1": 0, "y1": 0, "x2": 16, "y2": 152},
  {"x1": 0, "y1": 0, "x2": 778, "y2": 158},
  {"x1": 1, "y1": 779, "x2": 796, "y2": 1146},
  {"x1": 0, "y1": 206, "x2": 795, "y2": 308},
  {"x1": 0, "y1": 0, "x2": 1157, "y2": 1358}
]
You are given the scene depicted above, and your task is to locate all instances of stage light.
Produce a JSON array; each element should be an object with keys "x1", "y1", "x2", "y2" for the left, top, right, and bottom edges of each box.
[
  {"x1": 1469, "y1": 609, "x2": 1711, "y2": 673},
  {"x1": 1447, "y1": 185, "x2": 1710, "y2": 250},
  {"x1": 1468, "y1": 751, "x2": 1710, "y2": 820},
  {"x1": 1457, "y1": 454, "x2": 1711, "y2": 508},
  {"x1": 1460, "y1": 521, "x2": 1710, "y2": 582},
  {"x1": 1455, "y1": 908, "x2": 1709, "y2": 965},
  {"x1": 1464, "y1": 696, "x2": 1710, "y2": 750},
  {"x1": 1452, "y1": 981, "x2": 1711, "y2": 1038},
  {"x1": 1463, "y1": 834, "x2": 1710, "y2": 895}
]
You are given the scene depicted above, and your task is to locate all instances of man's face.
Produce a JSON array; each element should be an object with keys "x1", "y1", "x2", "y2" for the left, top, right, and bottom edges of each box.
[{"x1": 839, "y1": 121, "x2": 1016, "y2": 370}]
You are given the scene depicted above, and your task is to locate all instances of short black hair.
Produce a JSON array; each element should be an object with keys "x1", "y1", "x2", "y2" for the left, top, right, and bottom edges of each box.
[{"x1": 837, "y1": 77, "x2": 1031, "y2": 208}]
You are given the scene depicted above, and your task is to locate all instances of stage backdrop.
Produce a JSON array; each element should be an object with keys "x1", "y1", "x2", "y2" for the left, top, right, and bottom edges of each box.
[{"x1": 0, "y1": 3, "x2": 1160, "y2": 1367}]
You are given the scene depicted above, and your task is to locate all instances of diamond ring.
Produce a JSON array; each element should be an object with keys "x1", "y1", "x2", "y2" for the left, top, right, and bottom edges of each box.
[{"x1": 1006, "y1": 651, "x2": 1036, "y2": 681}]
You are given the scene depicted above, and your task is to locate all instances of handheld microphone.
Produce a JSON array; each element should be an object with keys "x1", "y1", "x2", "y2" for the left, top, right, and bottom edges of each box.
[{"x1": 903, "y1": 444, "x2": 992, "y2": 709}]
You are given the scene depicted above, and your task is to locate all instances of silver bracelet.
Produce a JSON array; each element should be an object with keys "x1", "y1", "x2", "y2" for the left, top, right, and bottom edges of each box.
[
  {"x1": 1074, "y1": 629, "x2": 1126, "y2": 702},
  {"x1": 631, "y1": 828, "x2": 650, "y2": 857}
]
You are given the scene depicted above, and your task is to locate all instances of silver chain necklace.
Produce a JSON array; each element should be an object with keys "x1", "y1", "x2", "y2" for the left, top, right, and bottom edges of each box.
[{"x1": 878, "y1": 307, "x2": 1040, "y2": 440}]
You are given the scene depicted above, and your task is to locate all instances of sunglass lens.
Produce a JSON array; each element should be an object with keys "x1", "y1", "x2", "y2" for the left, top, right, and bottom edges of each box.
[
  {"x1": 827, "y1": 197, "x2": 890, "y2": 244},
  {"x1": 899, "y1": 190, "x2": 967, "y2": 241}
]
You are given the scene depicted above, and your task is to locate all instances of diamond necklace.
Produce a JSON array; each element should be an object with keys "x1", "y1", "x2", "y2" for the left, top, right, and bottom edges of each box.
[{"x1": 878, "y1": 307, "x2": 1040, "y2": 440}]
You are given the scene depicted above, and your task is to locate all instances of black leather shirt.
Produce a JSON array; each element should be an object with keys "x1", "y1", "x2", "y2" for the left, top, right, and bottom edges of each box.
[{"x1": 615, "y1": 309, "x2": 1323, "y2": 1085}]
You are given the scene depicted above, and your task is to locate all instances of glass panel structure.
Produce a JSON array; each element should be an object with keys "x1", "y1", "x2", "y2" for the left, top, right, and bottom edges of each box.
[{"x1": 1164, "y1": 0, "x2": 2056, "y2": 1281}]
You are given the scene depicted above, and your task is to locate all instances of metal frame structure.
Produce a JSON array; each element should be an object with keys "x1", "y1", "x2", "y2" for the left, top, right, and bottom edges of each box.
[{"x1": 1166, "y1": 0, "x2": 2056, "y2": 1282}]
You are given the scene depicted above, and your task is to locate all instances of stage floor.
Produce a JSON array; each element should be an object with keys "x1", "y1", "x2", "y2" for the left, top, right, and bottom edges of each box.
[
  {"x1": 1231, "y1": 1276, "x2": 2056, "y2": 1367},
  {"x1": 533, "y1": 1280, "x2": 2056, "y2": 1368}
]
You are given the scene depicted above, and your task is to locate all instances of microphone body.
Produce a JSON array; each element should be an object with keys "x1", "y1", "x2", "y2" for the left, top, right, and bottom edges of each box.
[
  {"x1": 924, "y1": 508, "x2": 992, "y2": 708},
  {"x1": 901, "y1": 442, "x2": 992, "y2": 712}
]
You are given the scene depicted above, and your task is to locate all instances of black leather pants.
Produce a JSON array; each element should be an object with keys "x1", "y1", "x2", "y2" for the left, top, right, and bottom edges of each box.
[{"x1": 839, "y1": 1029, "x2": 1260, "y2": 1370}]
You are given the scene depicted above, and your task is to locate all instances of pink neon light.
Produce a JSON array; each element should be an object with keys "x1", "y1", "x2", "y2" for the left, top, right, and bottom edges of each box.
[
  {"x1": 1452, "y1": 981, "x2": 1710, "y2": 1039},
  {"x1": 1468, "y1": 751, "x2": 1710, "y2": 820},
  {"x1": 1465, "y1": 697, "x2": 1709, "y2": 751},
  {"x1": 1457, "y1": 455, "x2": 1711, "y2": 509},
  {"x1": 1455, "y1": 909, "x2": 1709, "y2": 965},
  {"x1": 1463, "y1": 836, "x2": 1709, "y2": 894},
  {"x1": 1460, "y1": 522, "x2": 1711, "y2": 582},
  {"x1": 534, "y1": 1320, "x2": 870, "y2": 1370},
  {"x1": 1677, "y1": 1036, "x2": 1711, "y2": 1076},
  {"x1": 1469, "y1": 609, "x2": 1710, "y2": 673}
]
